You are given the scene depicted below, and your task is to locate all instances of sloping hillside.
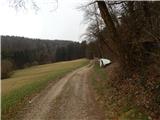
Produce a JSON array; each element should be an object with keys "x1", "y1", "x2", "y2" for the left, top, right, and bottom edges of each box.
[{"x1": 1, "y1": 36, "x2": 86, "y2": 78}]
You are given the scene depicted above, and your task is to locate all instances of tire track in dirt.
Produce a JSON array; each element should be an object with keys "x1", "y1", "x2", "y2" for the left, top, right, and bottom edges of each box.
[{"x1": 16, "y1": 64, "x2": 105, "y2": 120}]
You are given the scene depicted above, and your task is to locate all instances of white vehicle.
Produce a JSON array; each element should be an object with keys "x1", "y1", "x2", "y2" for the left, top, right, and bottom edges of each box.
[{"x1": 99, "y1": 58, "x2": 111, "y2": 67}]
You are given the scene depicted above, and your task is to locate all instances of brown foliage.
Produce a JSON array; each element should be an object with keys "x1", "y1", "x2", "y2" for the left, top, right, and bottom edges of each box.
[
  {"x1": 1, "y1": 60, "x2": 14, "y2": 79},
  {"x1": 93, "y1": 62, "x2": 160, "y2": 119}
]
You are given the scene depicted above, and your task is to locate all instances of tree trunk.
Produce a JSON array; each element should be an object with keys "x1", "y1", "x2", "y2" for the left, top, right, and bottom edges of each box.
[
  {"x1": 97, "y1": 1, "x2": 119, "y2": 43},
  {"x1": 97, "y1": 1, "x2": 122, "y2": 58}
]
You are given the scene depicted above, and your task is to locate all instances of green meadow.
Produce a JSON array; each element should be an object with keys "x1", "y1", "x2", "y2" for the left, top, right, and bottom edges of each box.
[{"x1": 2, "y1": 59, "x2": 89, "y2": 115}]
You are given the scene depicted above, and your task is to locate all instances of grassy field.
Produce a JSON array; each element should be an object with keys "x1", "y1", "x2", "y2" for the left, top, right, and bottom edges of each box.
[{"x1": 2, "y1": 59, "x2": 89, "y2": 116}]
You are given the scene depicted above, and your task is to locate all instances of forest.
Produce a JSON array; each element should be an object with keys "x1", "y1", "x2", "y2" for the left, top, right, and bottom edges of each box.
[
  {"x1": 80, "y1": 1, "x2": 160, "y2": 119},
  {"x1": 1, "y1": 36, "x2": 86, "y2": 79}
]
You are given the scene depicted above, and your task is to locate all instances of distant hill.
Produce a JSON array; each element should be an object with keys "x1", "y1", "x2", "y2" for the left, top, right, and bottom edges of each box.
[
  {"x1": 1, "y1": 36, "x2": 73, "y2": 52},
  {"x1": 1, "y1": 35, "x2": 86, "y2": 78}
]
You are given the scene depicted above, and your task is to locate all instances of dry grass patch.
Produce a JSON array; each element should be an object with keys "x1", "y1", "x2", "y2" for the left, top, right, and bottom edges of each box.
[{"x1": 2, "y1": 59, "x2": 88, "y2": 95}]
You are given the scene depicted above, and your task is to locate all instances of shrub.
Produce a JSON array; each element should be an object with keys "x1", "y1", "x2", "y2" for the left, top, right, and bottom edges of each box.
[
  {"x1": 1, "y1": 60, "x2": 14, "y2": 79},
  {"x1": 31, "y1": 61, "x2": 39, "y2": 66}
]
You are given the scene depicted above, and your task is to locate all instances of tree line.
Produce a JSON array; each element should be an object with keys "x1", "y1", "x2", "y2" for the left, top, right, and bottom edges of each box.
[
  {"x1": 81, "y1": 1, "x2": 160, "y2": 119},
  {"x1": 1, "y1": 35, "x2": 86, "y2": 79},
  {"x1": 81, "y1": 1, "x2": 159, "y2": 75}
]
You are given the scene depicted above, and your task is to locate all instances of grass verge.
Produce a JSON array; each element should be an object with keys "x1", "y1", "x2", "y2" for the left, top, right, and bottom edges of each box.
[{"x1": 91, "y1": 63, "x2": 149, "y2": 120}]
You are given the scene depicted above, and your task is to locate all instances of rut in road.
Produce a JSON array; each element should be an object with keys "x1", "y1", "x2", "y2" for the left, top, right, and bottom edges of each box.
[{"x1": 17, "y1": 65, "x2": 105, "y2": 120}]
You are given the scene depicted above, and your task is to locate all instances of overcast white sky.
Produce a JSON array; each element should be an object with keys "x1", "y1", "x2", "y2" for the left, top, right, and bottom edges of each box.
[{"x1": 0, "y1": 0, "x2": 89, "y2": 41}]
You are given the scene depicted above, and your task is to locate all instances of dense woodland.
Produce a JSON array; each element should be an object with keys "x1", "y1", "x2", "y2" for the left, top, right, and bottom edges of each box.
[
  {"x1": 81, "y1": 1, "x2": 160, "y2": 119},
  {"x1": 1, "y1": 36, "x2": 86, "y2": 79}
]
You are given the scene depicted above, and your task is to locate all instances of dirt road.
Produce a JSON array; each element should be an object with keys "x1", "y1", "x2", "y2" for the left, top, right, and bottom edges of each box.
[{"x1": 16, "y1": 64, "x2": 105, "y2": 120}]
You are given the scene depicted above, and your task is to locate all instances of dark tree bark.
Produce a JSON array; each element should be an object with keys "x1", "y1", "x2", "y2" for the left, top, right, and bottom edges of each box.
[
  {"x1": 97, "y1": 1, "x2": 119, "y2": 43},
  {"x1": 96, "y1": 1, "x2": 123, "y2": 58}
]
